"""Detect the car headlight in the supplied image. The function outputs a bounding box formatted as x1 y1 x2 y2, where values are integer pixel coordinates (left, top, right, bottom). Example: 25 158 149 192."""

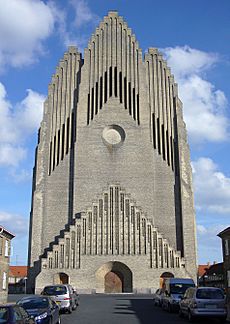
35 312 48 320
172 300 178 304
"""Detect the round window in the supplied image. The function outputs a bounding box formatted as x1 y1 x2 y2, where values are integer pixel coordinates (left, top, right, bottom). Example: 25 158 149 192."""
102 125 126 147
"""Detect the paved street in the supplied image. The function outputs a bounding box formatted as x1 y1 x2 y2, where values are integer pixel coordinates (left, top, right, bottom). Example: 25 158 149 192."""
59 294 224 324
8 294 226 324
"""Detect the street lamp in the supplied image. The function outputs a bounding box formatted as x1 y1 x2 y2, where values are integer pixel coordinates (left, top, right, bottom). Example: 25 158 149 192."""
24 277 27 294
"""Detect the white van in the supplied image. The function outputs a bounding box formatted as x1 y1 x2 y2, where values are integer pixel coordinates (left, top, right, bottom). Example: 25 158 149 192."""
162 278 195 312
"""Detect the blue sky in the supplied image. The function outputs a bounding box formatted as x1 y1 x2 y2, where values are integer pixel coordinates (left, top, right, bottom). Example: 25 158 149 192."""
0 0 229 266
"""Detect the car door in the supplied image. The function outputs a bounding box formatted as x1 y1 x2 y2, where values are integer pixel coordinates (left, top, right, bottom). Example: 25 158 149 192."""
50 298 59 323
13 305 26 324
17 306 34 324
181 289 190 314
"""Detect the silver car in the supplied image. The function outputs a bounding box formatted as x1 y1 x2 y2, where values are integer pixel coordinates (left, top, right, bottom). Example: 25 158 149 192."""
41 284 78 313
179 286 227 322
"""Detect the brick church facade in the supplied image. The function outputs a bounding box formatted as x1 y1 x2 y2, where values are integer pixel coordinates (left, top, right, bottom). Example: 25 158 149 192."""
28 11 197 293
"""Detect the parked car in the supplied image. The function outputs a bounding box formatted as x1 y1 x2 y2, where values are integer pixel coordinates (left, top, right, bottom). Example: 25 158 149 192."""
162 278 195 312
179 286 227 322
153 288 164 307
17 296 61 324
0 304 35 324
41 284 78 313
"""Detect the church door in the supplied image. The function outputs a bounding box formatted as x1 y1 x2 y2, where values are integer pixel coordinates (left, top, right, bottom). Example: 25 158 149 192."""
59 273 69 284
105 271 123 293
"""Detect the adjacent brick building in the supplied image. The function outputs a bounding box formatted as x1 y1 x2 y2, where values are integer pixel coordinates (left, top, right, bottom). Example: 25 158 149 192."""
28 11 197 293
8 266 28 294
218 227 230 310
0 226 14 303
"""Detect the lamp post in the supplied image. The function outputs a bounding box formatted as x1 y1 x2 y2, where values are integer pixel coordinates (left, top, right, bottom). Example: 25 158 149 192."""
24 277 27 294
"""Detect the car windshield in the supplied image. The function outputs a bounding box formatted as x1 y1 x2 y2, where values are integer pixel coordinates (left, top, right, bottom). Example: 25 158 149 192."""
0 307 9 323
170 283 194 294
43 286 67 295
18 298 49 309
196 289 224 300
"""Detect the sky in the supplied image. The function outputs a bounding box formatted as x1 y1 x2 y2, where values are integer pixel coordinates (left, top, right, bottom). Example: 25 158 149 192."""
0 0 229 266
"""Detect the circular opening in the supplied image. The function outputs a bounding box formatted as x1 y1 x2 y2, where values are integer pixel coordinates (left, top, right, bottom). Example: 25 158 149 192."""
102 125 126 147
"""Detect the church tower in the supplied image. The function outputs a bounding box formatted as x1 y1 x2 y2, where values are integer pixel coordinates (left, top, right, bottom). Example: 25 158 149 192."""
28 11 197 293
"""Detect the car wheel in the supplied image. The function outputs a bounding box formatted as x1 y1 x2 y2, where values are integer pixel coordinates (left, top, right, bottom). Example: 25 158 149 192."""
179 309 183 318
168 303 172 313
188 310 194 322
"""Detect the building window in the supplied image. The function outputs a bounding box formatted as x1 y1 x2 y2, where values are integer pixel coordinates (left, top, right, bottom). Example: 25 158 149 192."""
2 272 7 290
5 240 9 257
227 270 230 288
224 239 229 256
0 237 2 255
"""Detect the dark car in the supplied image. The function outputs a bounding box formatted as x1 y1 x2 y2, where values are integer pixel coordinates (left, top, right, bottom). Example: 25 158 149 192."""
153 289 164 307
0 304 35 324
17 296 60 324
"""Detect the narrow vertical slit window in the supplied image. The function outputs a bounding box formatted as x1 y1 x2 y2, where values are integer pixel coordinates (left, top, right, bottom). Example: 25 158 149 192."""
91 88 94 120
104 71 107 103
157 118 161 155
61 124 65 160
57 130 60 165
119 72 122 103
66 117 70 154
71 112 75 148
49 141 52 175
100 77 103 109
166 130 170 166
133 88 136 120
109 66 112 97
124 77 127 109
53 135 56 170
95 82 98 115
114 67 117 97
87 93 90 125
152 114 156 149
137 94 140 125
162 124 166 160
128 82 131 115
171 136 174 171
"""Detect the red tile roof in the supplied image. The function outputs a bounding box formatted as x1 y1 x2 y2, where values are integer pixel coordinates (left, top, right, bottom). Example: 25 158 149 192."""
9 266 28 278
198 264 210 277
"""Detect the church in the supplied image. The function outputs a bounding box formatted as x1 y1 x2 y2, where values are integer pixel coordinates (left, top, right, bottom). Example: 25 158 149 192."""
28 11 197 293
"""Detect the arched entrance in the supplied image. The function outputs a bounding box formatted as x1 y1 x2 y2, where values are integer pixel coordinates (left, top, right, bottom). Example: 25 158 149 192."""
54 272 69 284
160 272 174 288
96 261 132 293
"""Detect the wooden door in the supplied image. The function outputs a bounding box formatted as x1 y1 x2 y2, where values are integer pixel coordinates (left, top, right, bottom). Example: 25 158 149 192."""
105 272 122 293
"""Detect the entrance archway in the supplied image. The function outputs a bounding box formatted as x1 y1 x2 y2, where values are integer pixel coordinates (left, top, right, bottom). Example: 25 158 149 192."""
160 272 174 288
105 271 123 293
96 261 132 293
54 272 69 284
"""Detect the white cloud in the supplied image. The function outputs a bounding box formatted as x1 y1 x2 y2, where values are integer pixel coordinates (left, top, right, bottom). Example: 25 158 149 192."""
0 0 100 70
162 46 229 143
163 46 218 79
70 0 100 27
15 89 45 134
0 211 28 237
0 82 45 167
0 0 56 69
197 223 224 263
0 144 26 167
192 157 230 213
53 0 100 49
